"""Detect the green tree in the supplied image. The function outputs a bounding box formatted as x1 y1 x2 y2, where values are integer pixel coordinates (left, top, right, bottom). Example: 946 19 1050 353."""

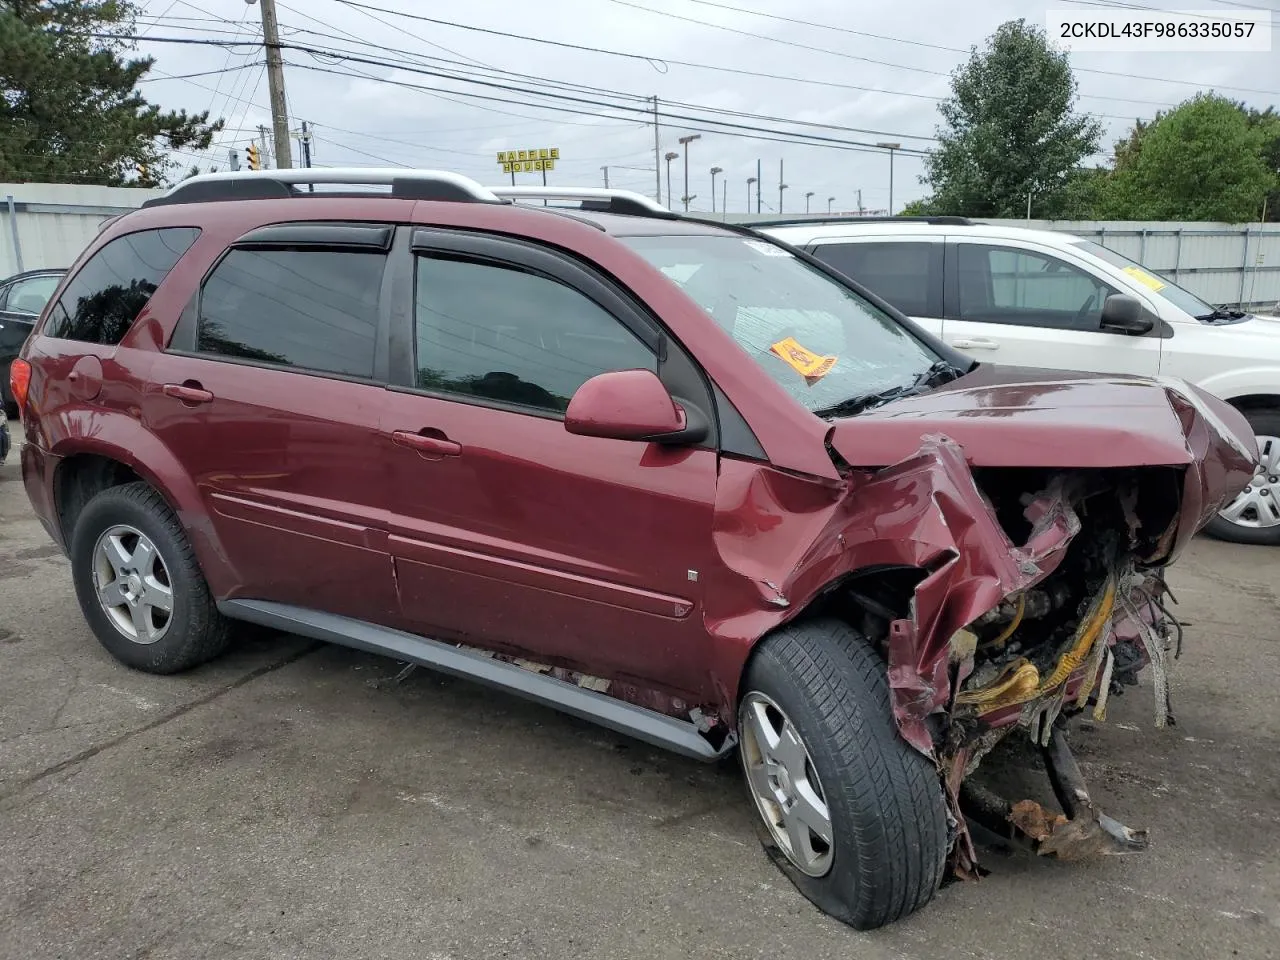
920 20 1103 219
1104 94 1275 222
0 0 222 186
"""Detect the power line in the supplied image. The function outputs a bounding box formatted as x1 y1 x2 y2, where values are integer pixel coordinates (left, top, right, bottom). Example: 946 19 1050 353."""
137 63 258 82
106 33 937 152
618 0 1280 94
286 60 932 157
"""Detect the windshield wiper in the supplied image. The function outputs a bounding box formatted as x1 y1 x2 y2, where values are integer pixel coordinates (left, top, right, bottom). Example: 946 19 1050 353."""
1195 307 1246 323
813 359 965 419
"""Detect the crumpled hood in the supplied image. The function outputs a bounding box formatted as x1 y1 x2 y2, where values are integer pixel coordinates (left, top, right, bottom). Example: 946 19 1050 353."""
828 365 1257 471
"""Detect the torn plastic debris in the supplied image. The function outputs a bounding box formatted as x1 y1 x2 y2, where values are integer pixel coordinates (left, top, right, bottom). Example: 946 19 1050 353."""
962 724 1149 861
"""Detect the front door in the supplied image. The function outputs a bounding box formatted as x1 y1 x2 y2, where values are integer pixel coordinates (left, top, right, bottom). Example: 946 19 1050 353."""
943 239 1163 376
381 228 720 697
144 230 398 623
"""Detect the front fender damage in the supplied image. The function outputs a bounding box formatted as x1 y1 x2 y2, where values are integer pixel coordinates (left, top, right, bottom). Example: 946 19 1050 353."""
709 418 1250 877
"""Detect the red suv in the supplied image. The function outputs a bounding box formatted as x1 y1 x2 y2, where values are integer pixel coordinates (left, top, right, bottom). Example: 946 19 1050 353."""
12 171 1256 929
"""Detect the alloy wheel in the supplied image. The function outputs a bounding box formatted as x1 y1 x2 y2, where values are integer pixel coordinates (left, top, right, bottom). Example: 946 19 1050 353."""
739 691 834 877
1219 435 1280 530
92 524 174 644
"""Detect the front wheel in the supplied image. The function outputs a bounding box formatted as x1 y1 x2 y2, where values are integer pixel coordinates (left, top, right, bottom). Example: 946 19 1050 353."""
738 618 948 930
1204 408 1280 546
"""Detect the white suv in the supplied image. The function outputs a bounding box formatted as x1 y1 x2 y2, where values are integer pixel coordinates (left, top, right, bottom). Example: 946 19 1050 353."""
760 217 1280 545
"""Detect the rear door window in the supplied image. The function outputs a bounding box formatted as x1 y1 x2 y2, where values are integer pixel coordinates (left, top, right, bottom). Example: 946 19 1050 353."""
5 274 62 316
46 228 200 343
196 248 386 379
811 240 941 318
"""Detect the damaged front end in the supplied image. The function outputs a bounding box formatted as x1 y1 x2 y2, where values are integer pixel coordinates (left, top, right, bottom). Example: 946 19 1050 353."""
713 373 1257 878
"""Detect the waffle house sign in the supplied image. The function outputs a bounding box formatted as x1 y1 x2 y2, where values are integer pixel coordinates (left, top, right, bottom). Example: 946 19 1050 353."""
498 148 559 174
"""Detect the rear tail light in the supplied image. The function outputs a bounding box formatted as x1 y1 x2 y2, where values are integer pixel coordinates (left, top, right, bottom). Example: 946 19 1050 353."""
10 358 31 417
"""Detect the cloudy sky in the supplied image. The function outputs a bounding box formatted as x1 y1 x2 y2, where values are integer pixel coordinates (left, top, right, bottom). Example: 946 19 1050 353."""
132 0 1280 214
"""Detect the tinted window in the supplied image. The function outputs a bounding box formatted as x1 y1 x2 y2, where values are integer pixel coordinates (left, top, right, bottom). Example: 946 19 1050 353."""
957 244 1115 331
812 241 938 317
197 249 385 378
46 228 199 343
414 255 654 414
5 274 62 315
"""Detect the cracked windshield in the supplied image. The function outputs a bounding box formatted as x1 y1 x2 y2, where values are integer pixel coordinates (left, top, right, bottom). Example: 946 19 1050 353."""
621 235 941 415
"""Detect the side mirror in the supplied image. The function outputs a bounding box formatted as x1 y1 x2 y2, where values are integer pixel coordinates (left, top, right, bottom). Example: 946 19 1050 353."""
1100 293 1154 335
564 369 705 443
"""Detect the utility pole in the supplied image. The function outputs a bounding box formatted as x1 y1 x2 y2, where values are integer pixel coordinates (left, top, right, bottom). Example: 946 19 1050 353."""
857 188 863 216
709 166 722 213
778 158 786 214
299 120 313 191
756 158 762 213
602 166 610 187
876 141 899 215
253 0 293 168
805 191 814 214
257 124 272 169
651 96 662 204
678 134 700 212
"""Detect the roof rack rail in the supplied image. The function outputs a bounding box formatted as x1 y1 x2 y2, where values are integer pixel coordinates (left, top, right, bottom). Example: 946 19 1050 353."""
142 168 502 208
489 186 675 218
749 215 975 228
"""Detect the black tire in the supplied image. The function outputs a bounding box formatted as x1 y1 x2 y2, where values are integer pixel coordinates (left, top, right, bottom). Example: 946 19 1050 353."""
70 481 232 673
739 618 948 930
1203 407 1280 546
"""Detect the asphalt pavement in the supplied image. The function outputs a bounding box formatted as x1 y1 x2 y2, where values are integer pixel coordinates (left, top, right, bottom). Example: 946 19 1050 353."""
1 420 1277 960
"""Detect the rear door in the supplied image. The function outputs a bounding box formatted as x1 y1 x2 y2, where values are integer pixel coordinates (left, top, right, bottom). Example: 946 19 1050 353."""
380 226 721 695
806 236 945 339
943 238 1162 376
145 223 399 622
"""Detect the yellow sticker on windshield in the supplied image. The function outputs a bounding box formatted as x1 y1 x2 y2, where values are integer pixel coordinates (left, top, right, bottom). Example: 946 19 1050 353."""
771 337 837 381
1122 265 1166 292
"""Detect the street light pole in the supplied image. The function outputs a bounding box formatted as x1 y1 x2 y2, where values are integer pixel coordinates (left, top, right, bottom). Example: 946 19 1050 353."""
827 195 835 214
746 176 756 213
805 191 814 214
876 141 900 215
664 151 678 209
710 166 723 213
678 134 700 212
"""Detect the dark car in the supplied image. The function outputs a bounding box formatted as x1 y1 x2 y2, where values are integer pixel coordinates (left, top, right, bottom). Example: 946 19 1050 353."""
12 170 1257 930
1 267 65 417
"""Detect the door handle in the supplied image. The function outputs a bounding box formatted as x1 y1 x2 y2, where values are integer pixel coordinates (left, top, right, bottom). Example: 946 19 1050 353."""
162 382 214 404
392 429 461 458
949 337 1000 350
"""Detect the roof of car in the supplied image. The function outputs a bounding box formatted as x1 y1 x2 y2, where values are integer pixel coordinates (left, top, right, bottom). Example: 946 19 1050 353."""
535 207 740 238
760 219 1091 252
2 267 66 284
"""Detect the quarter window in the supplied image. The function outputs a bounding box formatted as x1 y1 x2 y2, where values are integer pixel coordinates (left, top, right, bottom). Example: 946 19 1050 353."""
413 255 655 414
46 228 200 344
957 244 1115 331
197 248 386 378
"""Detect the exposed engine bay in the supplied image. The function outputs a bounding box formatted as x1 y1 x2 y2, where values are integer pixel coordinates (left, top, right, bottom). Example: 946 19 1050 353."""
838 458 1194 874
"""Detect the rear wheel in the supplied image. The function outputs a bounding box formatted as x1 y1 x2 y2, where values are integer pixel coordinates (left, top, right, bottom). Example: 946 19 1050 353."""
738 618 948 930
70 482 232 673
1204 408 1280 546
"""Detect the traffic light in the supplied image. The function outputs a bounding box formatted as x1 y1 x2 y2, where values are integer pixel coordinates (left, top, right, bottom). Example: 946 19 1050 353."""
246 142 261 171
